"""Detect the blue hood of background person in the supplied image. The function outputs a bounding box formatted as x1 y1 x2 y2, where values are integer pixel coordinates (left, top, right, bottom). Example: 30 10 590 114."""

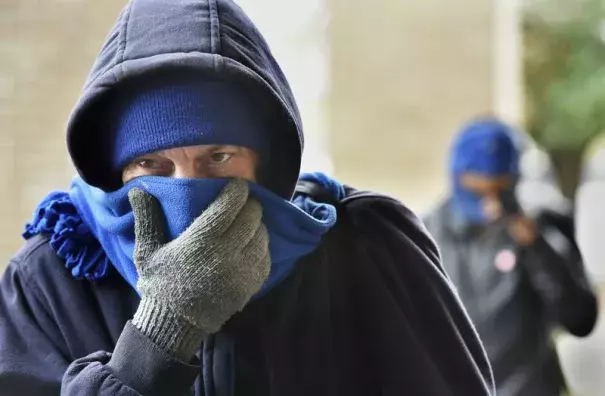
449 118 521 224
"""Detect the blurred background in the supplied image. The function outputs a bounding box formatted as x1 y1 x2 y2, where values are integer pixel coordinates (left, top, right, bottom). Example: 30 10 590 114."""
1 0 605 394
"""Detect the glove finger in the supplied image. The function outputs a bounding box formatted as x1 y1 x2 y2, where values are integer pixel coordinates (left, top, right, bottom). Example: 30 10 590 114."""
184 178 250 240
128 188 167 263
238 222 271 290
221 197 264 249
207 221 269 304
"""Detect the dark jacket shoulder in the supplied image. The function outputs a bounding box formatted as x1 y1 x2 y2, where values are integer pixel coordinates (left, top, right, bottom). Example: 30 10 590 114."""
333 190 494 394
8 234 72 292
342 191 445 275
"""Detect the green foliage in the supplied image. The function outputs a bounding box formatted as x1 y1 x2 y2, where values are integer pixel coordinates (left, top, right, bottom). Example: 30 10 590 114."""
523 0 605 152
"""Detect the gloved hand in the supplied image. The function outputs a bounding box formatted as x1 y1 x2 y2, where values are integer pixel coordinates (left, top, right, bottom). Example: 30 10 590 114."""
128 179 270 361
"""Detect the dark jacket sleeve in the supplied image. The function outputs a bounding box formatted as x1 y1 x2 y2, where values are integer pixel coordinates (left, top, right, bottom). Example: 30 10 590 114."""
346 194 495 395
64 322 200 395
0 240 199 396
520 212 598 337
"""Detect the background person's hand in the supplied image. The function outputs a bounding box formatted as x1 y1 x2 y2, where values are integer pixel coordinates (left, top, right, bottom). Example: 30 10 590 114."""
128 179 271 361
508 215 538 246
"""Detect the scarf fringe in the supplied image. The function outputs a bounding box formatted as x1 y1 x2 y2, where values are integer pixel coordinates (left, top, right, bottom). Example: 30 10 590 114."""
23 191 109 281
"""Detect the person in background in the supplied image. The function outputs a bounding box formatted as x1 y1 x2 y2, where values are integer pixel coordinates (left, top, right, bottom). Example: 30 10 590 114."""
424 117 598 396
0 1 494 395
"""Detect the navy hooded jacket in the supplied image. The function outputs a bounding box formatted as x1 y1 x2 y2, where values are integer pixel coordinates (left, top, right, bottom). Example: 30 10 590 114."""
0 1 495 395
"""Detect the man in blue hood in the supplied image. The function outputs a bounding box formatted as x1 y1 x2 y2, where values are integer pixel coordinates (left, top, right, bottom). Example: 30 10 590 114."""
0 1 494 395
424 117 598 396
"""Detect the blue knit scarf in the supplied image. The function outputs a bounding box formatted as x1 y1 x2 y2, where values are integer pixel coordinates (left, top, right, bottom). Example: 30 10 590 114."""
23 173 342 298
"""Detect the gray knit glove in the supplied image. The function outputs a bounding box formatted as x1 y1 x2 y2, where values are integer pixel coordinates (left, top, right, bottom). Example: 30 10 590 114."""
128 179 270 361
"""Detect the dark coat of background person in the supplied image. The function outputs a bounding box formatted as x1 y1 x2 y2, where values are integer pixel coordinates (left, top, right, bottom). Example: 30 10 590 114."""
424 201 597 396
0 184 494 396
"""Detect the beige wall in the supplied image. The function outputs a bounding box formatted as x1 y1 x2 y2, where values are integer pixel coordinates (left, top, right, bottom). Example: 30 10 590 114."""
0 1 127 265
328 0 496 213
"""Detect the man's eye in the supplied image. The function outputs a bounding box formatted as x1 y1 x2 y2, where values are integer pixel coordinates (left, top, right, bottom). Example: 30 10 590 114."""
137 159 160 169
210 152 233 163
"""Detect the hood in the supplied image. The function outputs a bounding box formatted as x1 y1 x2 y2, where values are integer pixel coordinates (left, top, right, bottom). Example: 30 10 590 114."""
447 118 521 225
449 118 520 180
66 0 303 199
